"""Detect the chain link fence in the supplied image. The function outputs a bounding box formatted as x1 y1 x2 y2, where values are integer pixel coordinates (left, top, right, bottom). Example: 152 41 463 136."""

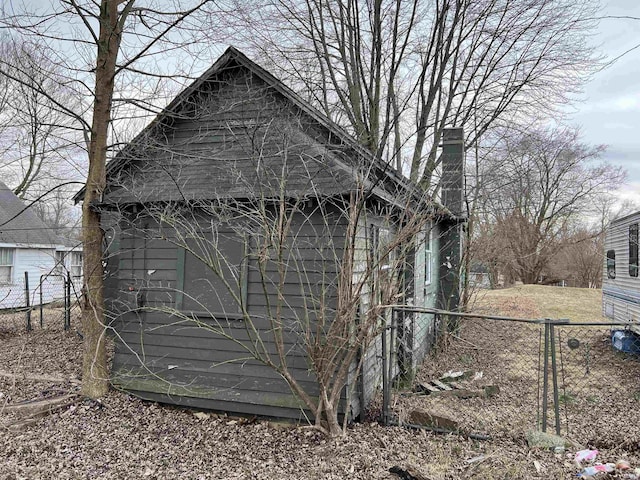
0 271 79 332
382 307 640 449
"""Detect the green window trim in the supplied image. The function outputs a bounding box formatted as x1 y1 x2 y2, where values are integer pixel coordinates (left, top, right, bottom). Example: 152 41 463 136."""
175 246 186 310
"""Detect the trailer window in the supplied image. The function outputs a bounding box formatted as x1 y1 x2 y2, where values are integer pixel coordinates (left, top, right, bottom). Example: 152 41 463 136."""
630 224 639 277
606 250 615 279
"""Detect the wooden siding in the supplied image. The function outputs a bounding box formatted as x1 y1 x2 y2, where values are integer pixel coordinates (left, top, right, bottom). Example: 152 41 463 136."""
409 221 441 371
98 48 459 422
104 67 355 205
603 212 640 334
109 206 355 420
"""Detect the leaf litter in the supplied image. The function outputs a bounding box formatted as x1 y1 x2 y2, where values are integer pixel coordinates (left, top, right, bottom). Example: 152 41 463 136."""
1 289 639 478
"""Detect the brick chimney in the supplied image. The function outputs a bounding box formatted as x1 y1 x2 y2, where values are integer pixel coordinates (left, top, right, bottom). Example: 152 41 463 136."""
440 128 465 217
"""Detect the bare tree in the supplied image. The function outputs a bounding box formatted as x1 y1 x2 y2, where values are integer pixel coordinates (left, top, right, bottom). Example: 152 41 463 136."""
543 226 603 288
130 191 427 436
476 126 624 284
2 0 226 398
227 0 600 190
0 38 83 199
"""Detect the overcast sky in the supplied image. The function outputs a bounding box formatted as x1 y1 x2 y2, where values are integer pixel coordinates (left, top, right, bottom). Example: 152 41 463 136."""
571 0 640 206
6 0 639 209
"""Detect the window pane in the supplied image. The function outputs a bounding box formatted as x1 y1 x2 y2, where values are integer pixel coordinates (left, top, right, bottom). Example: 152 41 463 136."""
425 223 432 252
629 225 638 277
54 251 65 274
606 249 616 279
0 266 11 284
425 251 432 286
0 248 14 266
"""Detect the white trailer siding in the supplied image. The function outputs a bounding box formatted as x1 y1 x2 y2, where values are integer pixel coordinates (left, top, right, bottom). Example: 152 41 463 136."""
602 211 640 334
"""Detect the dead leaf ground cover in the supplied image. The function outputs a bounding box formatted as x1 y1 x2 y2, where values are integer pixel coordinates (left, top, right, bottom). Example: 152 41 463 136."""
1 287 639 479
394 285 640 477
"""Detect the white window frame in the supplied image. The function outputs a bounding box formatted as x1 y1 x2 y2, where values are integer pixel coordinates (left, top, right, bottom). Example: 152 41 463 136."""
54 250 66 275
424 225 432 288
0 247 15 285
70 251 83 279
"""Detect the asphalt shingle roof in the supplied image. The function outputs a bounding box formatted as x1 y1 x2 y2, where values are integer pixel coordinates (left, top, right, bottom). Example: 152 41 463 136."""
0 180 64 246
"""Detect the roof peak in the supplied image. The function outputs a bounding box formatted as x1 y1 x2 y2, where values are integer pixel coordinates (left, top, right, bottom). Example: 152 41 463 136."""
0 180 67 247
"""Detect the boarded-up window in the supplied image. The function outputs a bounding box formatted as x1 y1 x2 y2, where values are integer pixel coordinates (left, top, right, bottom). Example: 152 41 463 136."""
606 250 616 279
182 232 246 314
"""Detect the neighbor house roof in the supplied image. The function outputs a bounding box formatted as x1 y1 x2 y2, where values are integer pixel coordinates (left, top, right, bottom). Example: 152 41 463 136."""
75 46 448 216
0 180 65 247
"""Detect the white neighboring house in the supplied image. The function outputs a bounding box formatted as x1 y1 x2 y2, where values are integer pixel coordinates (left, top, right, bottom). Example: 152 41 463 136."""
0 180 82 309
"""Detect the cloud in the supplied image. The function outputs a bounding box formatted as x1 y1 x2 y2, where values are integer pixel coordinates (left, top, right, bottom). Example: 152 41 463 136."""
612 94 640 112
614 182 640 210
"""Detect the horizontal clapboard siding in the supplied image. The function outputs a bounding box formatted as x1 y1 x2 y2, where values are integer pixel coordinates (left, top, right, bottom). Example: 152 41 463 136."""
410 222 441 370
109 205 355 419
103 67 355 205
350 215 386 416
100 52 429 422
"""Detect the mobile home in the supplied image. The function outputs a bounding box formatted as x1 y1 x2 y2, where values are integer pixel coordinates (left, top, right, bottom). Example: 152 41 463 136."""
603 210 640 334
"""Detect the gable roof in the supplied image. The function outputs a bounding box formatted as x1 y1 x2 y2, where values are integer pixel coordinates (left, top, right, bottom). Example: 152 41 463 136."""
75 46 436 213
0 180 64 247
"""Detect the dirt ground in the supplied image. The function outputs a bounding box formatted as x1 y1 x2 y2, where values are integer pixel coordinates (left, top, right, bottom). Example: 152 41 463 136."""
1 288 640 479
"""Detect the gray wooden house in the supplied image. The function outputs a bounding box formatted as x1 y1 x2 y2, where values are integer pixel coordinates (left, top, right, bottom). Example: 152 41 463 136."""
82 47 465 421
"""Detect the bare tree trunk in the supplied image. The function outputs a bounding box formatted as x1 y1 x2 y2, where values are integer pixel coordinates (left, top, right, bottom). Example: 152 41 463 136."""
81 0 124 398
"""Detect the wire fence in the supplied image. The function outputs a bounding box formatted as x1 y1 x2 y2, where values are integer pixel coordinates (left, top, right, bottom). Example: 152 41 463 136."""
0 271 80 332
383 307 640 449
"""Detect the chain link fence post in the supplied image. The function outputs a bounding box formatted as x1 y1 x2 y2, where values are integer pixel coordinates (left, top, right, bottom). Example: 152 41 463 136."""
39 274 45 328
64 272 71 331
24 271 31 332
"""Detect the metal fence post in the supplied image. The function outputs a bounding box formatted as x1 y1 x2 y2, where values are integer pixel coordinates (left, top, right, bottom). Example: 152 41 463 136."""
549 323 561 436
541 321 549 432
64 272 71 331
388 309 396 412
382 313 389 426
24 271 31 332
39 274 44 328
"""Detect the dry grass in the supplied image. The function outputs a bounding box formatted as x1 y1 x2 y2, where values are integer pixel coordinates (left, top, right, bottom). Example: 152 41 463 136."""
1 286 639 479
471 284 605 323
394 285 640 478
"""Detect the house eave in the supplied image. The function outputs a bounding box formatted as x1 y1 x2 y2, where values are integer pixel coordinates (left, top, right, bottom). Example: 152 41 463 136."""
0 242 72 250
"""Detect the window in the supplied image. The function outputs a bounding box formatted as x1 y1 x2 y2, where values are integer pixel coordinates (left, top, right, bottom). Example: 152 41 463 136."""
54 251 65 275
70 252 83 279
414 224 432 305
606 250 616 279
630 224 639 277
424 226 432 289
0 248 14 284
